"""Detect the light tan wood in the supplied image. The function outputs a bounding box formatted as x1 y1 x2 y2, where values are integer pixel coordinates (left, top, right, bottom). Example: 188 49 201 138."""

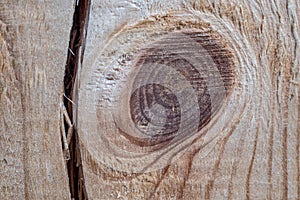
0 1 73 199
1 1 299 199
78 0 300 199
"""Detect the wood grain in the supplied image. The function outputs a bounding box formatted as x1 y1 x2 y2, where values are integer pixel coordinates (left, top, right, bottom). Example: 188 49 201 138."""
0 0 299 199
77 0 300 199
0 1 74 199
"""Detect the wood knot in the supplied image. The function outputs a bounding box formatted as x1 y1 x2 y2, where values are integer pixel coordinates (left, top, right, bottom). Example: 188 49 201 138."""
119 30 235 147
80 13 238 173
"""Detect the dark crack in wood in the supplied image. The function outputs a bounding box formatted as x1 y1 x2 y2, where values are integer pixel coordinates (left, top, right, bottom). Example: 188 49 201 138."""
63 0 91 199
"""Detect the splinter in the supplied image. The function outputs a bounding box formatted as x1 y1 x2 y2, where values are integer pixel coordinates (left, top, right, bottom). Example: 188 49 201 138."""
60 99 74 160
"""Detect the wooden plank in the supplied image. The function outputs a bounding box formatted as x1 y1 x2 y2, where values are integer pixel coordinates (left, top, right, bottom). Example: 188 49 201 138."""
78 0 300 199
0 1 74 199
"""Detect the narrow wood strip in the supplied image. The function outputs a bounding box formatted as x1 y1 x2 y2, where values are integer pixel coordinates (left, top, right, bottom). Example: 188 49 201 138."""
297 86 300 200
245 127 259 200
267 108 274 200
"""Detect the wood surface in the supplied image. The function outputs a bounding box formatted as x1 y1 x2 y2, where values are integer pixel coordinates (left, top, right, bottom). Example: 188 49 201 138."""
0 0 299 200
78 0 300 199
0 1 73 199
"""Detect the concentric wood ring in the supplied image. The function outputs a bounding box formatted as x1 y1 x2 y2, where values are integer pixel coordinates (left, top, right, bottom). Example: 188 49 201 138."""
78 12 240 173
114 30 234 149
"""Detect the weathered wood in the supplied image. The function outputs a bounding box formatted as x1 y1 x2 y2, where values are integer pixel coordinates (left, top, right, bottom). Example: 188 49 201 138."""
78 0 300 199
1 0 299 199
0 1 74 199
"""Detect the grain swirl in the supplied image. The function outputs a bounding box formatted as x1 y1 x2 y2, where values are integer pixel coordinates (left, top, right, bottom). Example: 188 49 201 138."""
78 13 246 173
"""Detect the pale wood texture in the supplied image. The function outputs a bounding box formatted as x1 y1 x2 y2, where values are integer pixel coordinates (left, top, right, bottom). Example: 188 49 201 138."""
1 1 299 199
0 1 73 199
78 0 300 199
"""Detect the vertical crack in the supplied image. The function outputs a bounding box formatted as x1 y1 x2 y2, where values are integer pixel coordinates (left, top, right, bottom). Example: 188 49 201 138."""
63 0 91 199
